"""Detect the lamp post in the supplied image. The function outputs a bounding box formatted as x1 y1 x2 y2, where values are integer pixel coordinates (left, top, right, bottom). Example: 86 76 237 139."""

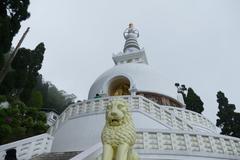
175 83 186 106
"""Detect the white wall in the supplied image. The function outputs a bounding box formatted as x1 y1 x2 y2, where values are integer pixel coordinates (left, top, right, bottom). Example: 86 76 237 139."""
51 112 168 152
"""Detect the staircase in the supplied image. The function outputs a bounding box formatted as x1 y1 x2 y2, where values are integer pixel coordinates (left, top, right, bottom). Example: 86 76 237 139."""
49 95 217 136
31 151 81 160
49 96 194 135
0 133 53 160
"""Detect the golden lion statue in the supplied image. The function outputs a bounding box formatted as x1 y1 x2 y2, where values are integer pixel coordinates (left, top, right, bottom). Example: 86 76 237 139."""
101 100 139 160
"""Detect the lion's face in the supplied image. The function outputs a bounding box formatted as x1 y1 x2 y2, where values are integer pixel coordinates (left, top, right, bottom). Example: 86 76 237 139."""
106 100 128 126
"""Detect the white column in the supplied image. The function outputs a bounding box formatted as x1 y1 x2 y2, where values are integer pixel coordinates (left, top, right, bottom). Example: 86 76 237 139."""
143 132 149 149
230 139 238 156
157 133 162 150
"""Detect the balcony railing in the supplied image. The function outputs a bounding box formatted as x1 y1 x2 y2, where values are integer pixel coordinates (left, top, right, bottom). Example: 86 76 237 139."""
48 95 216 135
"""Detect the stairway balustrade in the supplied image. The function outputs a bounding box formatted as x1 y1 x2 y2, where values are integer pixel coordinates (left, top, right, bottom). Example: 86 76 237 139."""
48 96 216 136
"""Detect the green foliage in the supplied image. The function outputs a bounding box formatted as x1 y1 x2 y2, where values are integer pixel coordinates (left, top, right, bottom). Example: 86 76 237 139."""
0 54 4 69
0 100 48 144
233 112 240 138
0 43 45 104
0 0 30 56
0 124 12 141
0 16 11 55
47 84 76 113
0 0 76 145
0 95 7 102
175 83 204 114
184 88 204 114
0 1 51 145
216 91 240 138
35 76 76 113
28 90 43 108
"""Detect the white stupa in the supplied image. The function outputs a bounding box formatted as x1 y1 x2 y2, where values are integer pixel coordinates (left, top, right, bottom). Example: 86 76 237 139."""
1 24 240 160
49 24 240 160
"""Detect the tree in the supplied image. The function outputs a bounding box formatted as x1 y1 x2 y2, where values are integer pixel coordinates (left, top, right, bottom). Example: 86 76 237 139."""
0 0 30 67
0 43 45 104
33 76 77 113
232 112 240 138
185 88 204 114
18 43 45 103
41 81 76 113
216 91 240 138
0 1 50 145
28 90 43 108
175 83 204 114
0 100 48 144
0 0 77 144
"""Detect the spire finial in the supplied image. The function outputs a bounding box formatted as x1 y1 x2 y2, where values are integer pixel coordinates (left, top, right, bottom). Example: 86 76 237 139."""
129 23 133 28
123 23 140 53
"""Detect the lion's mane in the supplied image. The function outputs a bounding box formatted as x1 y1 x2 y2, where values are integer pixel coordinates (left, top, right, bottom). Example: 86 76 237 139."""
101 110 136 148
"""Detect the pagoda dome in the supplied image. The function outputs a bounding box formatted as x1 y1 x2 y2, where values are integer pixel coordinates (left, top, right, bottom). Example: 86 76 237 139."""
88 24 184 107
88 63 177 100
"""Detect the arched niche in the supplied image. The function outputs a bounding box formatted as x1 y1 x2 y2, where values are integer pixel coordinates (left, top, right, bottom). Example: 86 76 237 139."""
108 76 130 96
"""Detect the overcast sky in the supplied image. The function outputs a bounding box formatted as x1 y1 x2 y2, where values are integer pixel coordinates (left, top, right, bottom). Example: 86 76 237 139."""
13 0 240 123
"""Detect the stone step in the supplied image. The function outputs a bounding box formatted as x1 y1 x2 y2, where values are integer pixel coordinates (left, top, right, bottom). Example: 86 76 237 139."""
31 151 81 160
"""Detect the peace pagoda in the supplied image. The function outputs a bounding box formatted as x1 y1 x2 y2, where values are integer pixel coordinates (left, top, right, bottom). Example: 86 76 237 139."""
1 24 240 160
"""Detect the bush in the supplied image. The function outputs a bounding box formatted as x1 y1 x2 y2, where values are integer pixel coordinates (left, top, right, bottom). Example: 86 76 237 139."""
0 100 49 144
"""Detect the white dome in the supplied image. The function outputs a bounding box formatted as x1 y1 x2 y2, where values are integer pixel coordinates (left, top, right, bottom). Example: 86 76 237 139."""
88 63 177 99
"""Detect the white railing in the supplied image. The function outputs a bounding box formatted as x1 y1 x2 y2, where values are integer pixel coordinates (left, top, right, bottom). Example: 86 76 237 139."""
48 96 194 135
137 96 216 133
0 133 53 160
164 105 217 132
48 96 215 135
134 129 240 159
70 143 102 160
69 129 240 160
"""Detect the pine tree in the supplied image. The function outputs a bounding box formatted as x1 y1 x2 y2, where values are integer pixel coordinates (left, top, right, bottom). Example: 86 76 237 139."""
185 88 204 114
216 91 240 138
175 83 204 114
0 43 45 104
233 112 240 138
